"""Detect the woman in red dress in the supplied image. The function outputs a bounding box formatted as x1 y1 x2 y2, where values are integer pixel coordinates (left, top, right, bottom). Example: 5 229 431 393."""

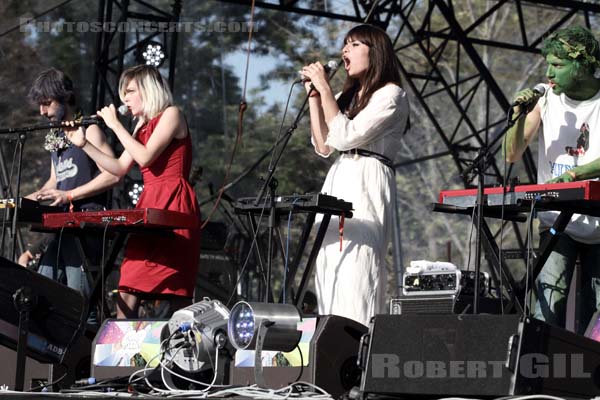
67 65 200 318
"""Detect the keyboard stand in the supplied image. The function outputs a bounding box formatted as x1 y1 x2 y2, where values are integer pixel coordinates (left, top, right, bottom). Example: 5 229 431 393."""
235 207 348 307
433 202 525 314
77 226 174 320
33 224 174 321
433 201 586 315
290 213 332 308
528 210 573 288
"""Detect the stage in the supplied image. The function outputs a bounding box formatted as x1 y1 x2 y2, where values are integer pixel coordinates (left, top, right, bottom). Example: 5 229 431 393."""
3 313 600 400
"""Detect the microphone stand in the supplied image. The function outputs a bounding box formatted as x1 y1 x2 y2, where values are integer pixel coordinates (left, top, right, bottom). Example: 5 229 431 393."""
0 119 98 135
253 64 341 208
253 73 338 303
0 120 96 261
461 106 528 314
0 128 32 261
254 92 312 303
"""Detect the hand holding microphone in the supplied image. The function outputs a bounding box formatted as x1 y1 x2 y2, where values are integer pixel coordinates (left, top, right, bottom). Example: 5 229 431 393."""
62 104 129 128
64 105 129 148
96 104 130 130
511 83 546 114
299 60 339 97
296 60 339 83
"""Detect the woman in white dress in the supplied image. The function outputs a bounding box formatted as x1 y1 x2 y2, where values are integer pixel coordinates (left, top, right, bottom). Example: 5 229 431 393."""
301 24 409 327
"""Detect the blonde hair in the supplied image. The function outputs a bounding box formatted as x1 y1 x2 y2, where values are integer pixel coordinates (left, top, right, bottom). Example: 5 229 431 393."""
118 65 173 121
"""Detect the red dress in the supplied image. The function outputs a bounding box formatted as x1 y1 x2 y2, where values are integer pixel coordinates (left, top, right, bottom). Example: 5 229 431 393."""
118 112 201 298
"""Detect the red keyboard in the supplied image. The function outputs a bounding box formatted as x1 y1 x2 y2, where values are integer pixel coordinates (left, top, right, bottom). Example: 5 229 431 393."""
439 181 600 208
42 208 198 230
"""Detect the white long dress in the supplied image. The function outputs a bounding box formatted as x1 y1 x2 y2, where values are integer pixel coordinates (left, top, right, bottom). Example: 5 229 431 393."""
313 84 408 327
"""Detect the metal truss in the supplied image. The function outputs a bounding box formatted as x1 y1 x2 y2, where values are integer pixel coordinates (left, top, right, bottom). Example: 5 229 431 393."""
212 0 599 186
392 0 600 186
215 0 600 297
91 0 182 113
214 0 410 25
388 0 600 278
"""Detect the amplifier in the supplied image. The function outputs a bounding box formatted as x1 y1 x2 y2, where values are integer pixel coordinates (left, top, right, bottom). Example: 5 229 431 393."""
402 270 490 297
403 271 460 296
356 315 600 398
389 294 509 316
389 295 455 315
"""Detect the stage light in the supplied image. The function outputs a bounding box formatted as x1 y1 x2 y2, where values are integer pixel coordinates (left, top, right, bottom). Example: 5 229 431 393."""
228 301 301 352
162 299 230 373
137 41 166 67
127 181 144 206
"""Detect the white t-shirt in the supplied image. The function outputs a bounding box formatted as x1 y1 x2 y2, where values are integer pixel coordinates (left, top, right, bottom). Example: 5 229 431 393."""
538 84 600 243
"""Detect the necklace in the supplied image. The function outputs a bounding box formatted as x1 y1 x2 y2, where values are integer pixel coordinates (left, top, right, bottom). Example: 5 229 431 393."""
43 110 82 152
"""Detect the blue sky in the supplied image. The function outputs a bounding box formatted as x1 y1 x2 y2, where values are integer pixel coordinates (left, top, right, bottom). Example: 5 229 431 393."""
225 50 294 111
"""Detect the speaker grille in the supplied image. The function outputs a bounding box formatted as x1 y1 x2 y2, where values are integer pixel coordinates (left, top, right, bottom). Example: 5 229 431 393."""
389 295 455 315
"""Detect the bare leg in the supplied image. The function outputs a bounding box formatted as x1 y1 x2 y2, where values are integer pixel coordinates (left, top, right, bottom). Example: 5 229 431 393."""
116 291 140 319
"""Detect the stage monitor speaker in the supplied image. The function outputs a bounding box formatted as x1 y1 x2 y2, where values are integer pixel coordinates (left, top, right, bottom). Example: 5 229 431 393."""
357 314 600 399
230 315 367 398
0 256 87 364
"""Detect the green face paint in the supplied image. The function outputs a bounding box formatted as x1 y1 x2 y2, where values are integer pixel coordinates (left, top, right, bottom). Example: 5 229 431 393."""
545 53 581 96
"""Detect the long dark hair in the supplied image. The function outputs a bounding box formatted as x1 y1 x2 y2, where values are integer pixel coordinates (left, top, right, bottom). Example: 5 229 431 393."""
337 24 402 119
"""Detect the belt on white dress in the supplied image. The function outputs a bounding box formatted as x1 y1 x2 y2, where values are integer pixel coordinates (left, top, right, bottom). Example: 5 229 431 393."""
339 148 394 170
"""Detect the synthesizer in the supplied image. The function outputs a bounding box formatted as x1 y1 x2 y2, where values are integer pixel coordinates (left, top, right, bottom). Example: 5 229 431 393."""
0 197 62 225
42 208 198 230
439 181 600 208
235 193 353 217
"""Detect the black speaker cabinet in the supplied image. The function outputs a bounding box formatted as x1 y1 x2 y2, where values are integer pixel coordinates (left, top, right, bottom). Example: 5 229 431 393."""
0 256 87 364
231 315 367 398
357 314 600 398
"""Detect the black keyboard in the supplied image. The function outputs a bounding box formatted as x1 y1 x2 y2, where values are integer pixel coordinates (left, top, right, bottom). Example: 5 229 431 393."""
235 193 353 217
0 198 62 225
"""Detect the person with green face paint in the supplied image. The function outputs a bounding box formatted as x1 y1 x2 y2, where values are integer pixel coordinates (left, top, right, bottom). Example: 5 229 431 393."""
505 26 600 333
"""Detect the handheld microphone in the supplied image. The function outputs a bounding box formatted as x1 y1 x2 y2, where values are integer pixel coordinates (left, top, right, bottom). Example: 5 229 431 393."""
295 60 339 83
78 105 130 125
117 104 129 116
511 83 546 108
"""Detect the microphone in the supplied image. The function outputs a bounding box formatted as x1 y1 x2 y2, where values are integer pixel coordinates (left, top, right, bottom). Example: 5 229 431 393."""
295 60 339 83
78 105 130 125
117 104 130 116
511 83 546 108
